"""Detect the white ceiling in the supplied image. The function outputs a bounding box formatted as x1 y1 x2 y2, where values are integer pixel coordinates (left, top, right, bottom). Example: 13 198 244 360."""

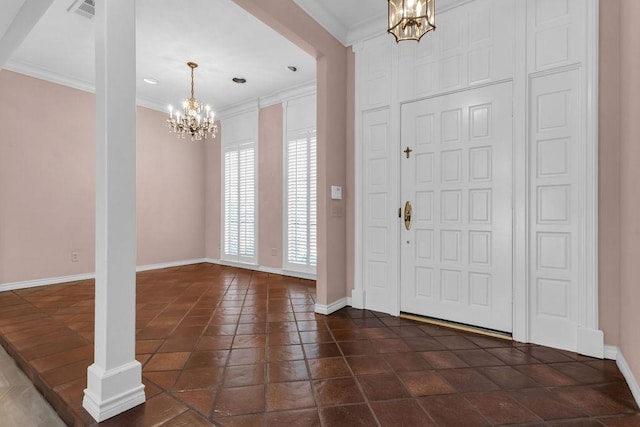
1 0 464 113
0 0 26 38
3 0 317 113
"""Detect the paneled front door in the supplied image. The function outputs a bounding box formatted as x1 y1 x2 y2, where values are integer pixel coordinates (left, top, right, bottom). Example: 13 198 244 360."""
400 82 513 333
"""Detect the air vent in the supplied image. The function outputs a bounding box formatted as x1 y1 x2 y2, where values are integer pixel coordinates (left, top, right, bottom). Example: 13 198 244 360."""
67 0 95 19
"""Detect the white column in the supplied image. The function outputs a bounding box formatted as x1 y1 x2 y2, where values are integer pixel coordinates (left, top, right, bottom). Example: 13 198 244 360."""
82 0 145 422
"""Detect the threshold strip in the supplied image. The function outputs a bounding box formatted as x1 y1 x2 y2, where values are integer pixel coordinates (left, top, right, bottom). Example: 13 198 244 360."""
400 313 512 341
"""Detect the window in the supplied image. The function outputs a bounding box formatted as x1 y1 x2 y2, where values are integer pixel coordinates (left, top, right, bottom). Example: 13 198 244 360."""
224 145 255 261
284 95 316 275
222 111 258 264
285 128 317 273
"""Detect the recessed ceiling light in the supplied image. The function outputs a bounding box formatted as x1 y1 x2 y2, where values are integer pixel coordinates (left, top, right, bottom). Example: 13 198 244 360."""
287 66 298 72
232 77 247 84
143 78 158 85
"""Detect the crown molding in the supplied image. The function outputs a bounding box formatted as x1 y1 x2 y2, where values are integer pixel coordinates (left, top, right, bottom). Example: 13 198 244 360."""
216 98 260 121
4 60 317 117
135 97 169 114
291 0 349 46
4 59 95 93
259 81 316 108
4 60 171 114
346 14 387 46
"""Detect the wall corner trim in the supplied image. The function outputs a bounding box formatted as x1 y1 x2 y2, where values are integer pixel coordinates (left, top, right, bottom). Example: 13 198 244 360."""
577 326 605 358
315 297 348 315
350 288 364 309
603 345 618 360
615 347 640 409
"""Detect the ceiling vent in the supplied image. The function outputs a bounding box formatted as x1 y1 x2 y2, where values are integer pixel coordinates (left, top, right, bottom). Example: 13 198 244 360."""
67 0 95 19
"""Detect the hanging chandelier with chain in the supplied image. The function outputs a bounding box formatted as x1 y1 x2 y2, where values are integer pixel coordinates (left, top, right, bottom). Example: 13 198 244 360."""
167 62 218 141
388 0 436 42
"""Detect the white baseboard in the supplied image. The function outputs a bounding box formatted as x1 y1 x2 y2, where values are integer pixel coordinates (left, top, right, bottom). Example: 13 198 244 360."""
204 258 316 281
1 258 319 293
315 297 348 315
0 259 207 292
615 347 640 409
604 344 618 360
135 258 208 272
0 272 96 292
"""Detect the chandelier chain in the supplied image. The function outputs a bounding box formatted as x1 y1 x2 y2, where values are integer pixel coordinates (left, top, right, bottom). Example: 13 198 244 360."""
191 66 195 100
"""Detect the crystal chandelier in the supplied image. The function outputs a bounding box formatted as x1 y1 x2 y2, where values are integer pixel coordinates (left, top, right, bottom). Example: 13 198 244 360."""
167 62 218 141
388 0 435 42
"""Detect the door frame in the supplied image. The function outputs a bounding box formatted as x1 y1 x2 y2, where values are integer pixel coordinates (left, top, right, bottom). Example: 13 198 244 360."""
352 0 601 356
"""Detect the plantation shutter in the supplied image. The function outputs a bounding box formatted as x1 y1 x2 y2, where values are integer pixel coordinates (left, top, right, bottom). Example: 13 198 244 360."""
221 109 258 264
285 129 317 272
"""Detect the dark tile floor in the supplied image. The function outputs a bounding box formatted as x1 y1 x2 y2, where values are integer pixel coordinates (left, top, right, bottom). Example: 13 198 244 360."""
0 263 638 426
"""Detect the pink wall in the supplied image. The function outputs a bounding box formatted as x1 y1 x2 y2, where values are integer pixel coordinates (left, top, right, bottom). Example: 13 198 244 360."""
234 0 349 305
598 0 621 346
346 49 356 297
0 71 95 282
136 107 206 266
205 121 222 260
599 0 640 388
0 71 206 284
618 0 640 384
258 104 284 268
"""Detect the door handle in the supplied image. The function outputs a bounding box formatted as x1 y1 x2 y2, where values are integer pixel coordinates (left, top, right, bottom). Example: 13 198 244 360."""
404 201 412 230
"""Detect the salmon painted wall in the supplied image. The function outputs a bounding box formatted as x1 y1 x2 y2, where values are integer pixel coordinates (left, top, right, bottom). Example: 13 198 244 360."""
136 107 205 266
258 104 284 268
618 0 640 384
346 49 356 297
0 70 206 284
0 71 95 282
598 0 621 347
205 121 222 261
233 0 349 306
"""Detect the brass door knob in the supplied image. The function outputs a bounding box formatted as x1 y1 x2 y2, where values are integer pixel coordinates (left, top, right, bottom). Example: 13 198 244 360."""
404 201 412 230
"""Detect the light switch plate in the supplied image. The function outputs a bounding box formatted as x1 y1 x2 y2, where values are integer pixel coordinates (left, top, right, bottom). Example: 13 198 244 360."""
331 185 342 200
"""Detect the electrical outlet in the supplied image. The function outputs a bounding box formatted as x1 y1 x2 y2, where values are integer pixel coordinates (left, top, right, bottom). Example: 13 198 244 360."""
270 248 277 256
71 252 79 262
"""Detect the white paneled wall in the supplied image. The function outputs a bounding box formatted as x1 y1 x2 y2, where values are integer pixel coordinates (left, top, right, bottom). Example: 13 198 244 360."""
525 0 601 356
353 0 601 356
397 0 515 101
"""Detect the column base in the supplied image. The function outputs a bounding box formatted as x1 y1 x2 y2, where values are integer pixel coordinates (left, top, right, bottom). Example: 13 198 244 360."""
315 297 349 315
83 361 145 422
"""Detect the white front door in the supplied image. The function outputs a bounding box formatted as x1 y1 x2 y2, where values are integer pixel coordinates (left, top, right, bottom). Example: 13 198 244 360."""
400 82 513 333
